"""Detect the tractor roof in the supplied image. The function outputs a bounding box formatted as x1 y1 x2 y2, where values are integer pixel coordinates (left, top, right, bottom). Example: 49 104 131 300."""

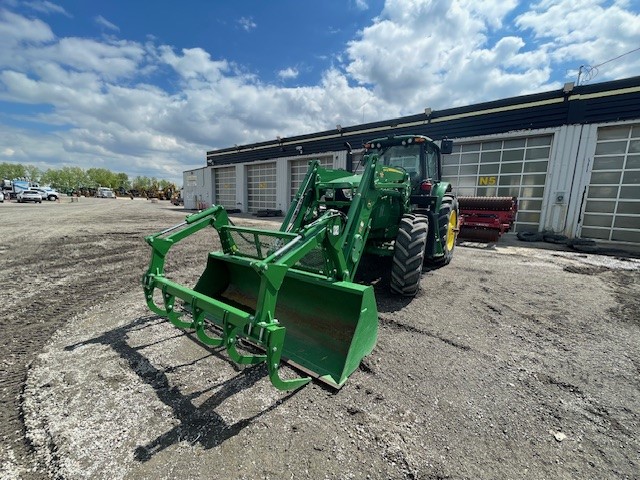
365 135 435 149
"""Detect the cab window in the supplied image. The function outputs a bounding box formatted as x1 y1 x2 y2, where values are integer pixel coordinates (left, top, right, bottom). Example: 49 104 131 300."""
380 145 421 181
425 144 439 181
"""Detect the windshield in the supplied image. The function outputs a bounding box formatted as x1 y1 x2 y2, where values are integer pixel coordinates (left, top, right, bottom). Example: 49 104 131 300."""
380 144 421 181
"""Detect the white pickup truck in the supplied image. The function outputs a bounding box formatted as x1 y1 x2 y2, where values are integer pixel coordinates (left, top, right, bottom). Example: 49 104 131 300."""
32 187 60 201
96 187 116 198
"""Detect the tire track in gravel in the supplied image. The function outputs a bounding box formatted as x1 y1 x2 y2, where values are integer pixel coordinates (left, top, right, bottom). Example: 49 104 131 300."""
0 231 153 479
0 200 213 478
378 315 472 351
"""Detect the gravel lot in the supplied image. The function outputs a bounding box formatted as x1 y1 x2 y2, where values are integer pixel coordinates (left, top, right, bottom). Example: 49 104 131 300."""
1 197 638 480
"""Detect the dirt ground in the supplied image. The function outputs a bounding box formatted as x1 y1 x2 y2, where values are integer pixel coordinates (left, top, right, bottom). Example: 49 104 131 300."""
0 197 638 480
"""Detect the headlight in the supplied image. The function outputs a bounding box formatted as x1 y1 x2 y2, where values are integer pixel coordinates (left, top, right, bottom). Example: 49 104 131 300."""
341 189 352 199
324 188 334 199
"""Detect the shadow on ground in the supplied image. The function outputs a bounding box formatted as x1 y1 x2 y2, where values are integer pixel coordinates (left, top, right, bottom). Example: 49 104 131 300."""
65 315 299 462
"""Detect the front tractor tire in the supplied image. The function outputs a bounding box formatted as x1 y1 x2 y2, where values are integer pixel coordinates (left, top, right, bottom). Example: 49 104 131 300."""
390 214 428 296
429 195 459 266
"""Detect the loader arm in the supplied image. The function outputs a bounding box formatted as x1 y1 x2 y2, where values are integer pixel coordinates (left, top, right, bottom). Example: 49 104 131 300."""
143 205 377 390
279 155 410 281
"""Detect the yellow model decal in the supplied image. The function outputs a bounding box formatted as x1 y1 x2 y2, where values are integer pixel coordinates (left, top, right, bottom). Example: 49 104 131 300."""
478 176 497 186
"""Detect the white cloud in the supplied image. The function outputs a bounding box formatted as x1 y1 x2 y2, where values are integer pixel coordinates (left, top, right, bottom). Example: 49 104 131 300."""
159 46 230 83
24 1 71 17
515 0 640 83
354 0 369 10
342 0 640 109
94 15 119 32
0 9 54 44
344 0 539 109
39 38 146 80
278 67 299 80
238 16 256 31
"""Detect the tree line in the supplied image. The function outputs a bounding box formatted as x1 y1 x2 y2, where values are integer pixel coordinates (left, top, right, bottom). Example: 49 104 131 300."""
0 163 178 196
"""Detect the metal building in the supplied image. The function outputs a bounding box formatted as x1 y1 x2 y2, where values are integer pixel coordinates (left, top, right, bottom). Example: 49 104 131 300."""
183 76 640 245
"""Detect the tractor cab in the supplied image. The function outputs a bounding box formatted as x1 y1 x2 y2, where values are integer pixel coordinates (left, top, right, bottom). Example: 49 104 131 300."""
364 135 446 187
364 135 452 210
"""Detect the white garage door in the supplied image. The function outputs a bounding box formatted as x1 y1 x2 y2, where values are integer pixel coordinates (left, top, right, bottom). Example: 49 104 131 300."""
247 162 277 213
214 166 236 209
441 135 553 232
580 124 640 244
290 156 333 200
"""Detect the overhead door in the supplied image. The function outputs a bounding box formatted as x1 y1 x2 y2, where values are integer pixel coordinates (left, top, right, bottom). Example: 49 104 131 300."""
441 135 553 232
580 124 640 243
214 166 236 209
290 156 333 200
247 162 277 213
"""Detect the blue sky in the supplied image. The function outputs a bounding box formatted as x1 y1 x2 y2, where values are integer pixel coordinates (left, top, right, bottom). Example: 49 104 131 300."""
0 0 639 184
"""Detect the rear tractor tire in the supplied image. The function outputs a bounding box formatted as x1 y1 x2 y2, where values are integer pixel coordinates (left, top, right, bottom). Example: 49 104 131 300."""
390 214 428 296
429 195 458 267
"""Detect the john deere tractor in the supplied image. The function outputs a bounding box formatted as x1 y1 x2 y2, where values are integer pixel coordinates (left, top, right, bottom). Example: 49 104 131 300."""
143 135 458 390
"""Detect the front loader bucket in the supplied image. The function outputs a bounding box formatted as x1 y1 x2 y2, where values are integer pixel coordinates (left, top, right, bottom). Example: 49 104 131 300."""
143 206 379 390
194 254 378 388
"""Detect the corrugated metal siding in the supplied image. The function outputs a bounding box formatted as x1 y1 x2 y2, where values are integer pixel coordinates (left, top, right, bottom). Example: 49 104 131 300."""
581 94 640 124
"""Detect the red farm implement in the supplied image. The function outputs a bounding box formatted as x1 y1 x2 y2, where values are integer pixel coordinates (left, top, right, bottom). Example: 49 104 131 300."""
457 196 518 243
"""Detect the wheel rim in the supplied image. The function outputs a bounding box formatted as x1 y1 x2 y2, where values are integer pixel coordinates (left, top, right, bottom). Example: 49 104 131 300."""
446 210 457 251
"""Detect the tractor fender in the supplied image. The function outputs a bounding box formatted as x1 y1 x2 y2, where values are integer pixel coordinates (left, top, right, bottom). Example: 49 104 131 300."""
430 182 453 212
423 209 438 258
423 182 454 259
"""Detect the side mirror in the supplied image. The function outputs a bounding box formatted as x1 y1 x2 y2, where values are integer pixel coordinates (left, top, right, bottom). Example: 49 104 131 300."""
440 139 453 155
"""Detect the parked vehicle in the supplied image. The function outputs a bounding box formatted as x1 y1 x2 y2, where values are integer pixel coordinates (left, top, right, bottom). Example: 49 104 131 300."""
0 191 4 202
171 192 183 206
143 135 460 390
32 187 60 201
17 190 42 203
96 187 115 198
2 178 37 200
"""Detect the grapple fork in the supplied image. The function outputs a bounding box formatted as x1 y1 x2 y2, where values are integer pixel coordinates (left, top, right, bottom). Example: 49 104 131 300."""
143 205 378 390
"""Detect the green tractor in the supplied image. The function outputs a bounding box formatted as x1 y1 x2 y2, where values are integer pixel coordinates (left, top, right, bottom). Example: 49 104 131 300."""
358 135 458 293
143 135 458 390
